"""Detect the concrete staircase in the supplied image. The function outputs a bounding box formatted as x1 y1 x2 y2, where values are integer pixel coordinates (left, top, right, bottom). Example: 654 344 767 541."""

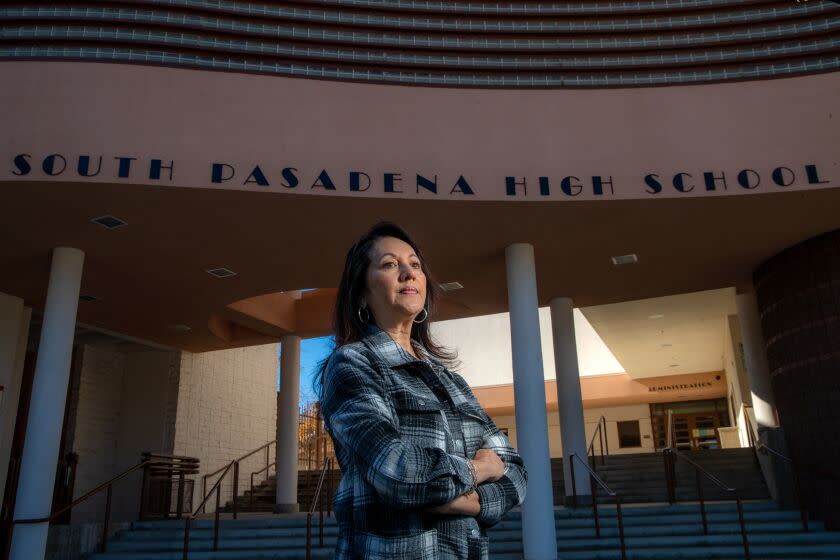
584 448 770 504
88 501 840 560
224 449 766 514
218 469 341 514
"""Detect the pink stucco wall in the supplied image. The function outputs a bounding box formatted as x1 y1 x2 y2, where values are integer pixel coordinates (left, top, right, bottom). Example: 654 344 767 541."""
1 61 838 201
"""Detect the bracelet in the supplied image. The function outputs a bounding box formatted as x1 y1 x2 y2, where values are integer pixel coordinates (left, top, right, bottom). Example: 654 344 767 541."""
466 460 478 494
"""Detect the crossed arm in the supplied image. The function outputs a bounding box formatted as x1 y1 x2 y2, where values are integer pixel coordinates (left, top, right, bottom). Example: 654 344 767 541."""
429 373 528 526
320 346 526 525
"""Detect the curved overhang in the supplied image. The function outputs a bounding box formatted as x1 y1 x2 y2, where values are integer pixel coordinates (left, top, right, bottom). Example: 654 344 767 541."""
1 61 839 351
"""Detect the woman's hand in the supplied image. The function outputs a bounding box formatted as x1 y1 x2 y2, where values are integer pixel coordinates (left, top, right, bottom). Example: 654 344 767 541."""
425 490 480 516
472 448 505 484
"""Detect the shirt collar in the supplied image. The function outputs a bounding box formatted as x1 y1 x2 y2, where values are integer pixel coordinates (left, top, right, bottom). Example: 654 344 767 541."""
364 322 440 371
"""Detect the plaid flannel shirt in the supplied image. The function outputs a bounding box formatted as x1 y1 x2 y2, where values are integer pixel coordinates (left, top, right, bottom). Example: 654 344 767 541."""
320 323 528 560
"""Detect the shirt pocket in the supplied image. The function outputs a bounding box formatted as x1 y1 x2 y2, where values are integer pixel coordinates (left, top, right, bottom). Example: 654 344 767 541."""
391 390 448 450
354 528 439 560
456 401 491 457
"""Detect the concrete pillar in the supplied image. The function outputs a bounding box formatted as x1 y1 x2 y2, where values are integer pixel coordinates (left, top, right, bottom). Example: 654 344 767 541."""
549 297 590 504
0 294 32 509
10 247 84 560
505 244 557 560
735 292 778 429
274 335 301 513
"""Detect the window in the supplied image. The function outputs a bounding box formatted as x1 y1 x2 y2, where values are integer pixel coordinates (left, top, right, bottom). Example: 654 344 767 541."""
617 420 642 448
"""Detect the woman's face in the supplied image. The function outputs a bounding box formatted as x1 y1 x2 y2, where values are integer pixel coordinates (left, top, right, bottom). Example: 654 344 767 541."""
364 236 427 326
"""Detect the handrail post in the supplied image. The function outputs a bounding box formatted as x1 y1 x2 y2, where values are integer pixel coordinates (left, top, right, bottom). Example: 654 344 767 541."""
329 458 334 518
201 475 207 515
250 471 255 510
793 465 808 532
233 461 239 520
102 484 112 552
663 450 674 504
696 468 708 535
615 494 626 560
214 485 221 550
599 421 605 466
669 450 676 503
182 517 191 560
602 417 609 457
176 472 185 519
320 472 325 547
306 513 312 560
737 496 750 560
139 462 150 520
590 475 600 538
569 454 578 509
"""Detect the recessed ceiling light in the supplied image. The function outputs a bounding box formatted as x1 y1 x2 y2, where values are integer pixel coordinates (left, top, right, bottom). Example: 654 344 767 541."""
611 254 638 266
79 295 99 302
439 281 464 291
669 364 680 368
649 314 665 320
91 215 128 229
168 324 192 332
660 343 672 348
206 267 237 278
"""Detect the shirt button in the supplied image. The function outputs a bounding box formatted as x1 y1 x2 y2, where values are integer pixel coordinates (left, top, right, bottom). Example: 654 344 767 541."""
471 528 479 537
454 440 463 448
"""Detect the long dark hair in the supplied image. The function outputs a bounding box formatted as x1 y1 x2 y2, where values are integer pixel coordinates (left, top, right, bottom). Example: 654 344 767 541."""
314 221 457 399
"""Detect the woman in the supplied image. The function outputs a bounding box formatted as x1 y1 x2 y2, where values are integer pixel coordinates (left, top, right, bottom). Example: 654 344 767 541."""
317 222 528 560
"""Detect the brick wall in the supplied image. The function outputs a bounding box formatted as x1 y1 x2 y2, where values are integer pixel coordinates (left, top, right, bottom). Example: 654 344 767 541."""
173 344 278 512
70 345 126 523
67 342 279 520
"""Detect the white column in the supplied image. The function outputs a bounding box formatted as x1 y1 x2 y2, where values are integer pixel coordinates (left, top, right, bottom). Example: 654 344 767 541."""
736 292 778 429
549 297 590 504
0 294 32 509
505 244 557 560
10 248 84 560
274 335 301 513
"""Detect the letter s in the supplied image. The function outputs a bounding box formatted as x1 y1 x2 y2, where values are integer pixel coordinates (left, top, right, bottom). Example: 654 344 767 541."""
12 154 31 176
644 173 662 194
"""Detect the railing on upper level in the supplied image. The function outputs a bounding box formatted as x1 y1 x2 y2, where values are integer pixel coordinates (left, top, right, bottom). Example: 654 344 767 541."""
140 453 200 520
200 439 274 517
587 415 609 469
569 452 626 560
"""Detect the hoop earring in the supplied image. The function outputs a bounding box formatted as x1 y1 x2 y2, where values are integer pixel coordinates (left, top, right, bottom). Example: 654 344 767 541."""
357 306 370 324
413 307 428 324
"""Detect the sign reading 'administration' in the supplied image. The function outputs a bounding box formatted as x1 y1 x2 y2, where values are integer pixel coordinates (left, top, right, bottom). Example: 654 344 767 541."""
5 152 834 200
648 381 714 393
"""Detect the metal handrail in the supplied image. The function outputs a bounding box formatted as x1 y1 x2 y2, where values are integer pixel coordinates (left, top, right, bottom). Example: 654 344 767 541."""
201 439 275 513
568 453 626 560
13 459 153 554
663 447 750 560
182 460 235 560
201 440 277 510
741 406 808 531
249 461 277 510
586 416 608 467
305 457 333 560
